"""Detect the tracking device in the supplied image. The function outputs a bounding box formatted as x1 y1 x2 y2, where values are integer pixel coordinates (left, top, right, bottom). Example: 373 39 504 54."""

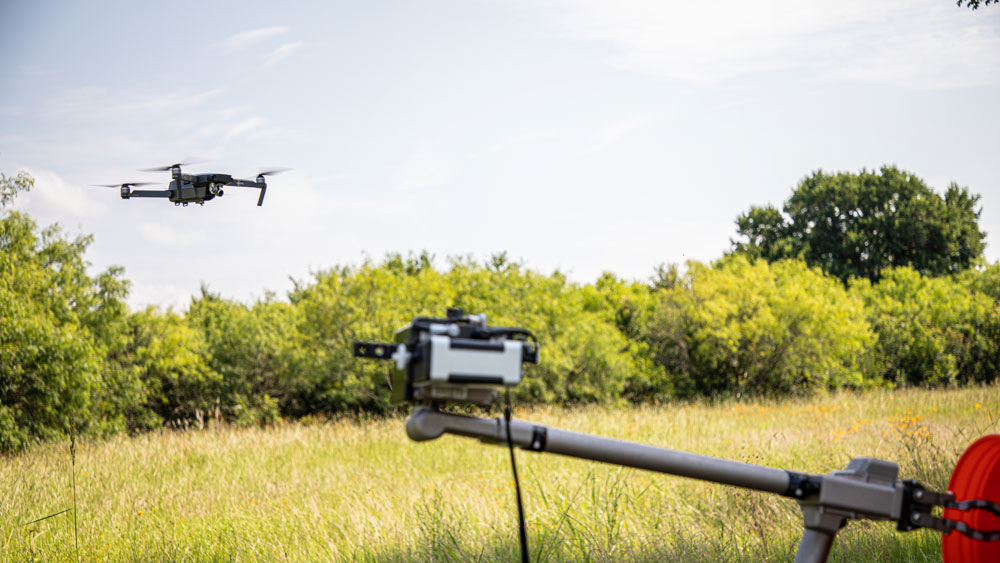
353 308 538 406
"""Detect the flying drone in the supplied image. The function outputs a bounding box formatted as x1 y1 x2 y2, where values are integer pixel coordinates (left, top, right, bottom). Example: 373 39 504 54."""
95 163 286 206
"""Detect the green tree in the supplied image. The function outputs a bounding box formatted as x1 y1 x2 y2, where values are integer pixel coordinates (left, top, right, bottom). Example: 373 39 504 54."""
118 307 220 429
732 166 985 283
185 289 299 425
0 171 134 452
851 267 1000 386
0 171 32 206
956 262 1000 305
644 257 873 398
288 252 654 411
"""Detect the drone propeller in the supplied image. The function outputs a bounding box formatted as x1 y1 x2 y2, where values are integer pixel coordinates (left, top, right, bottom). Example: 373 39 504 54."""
256 167 290 177
139 159 207 172
93 182 158 188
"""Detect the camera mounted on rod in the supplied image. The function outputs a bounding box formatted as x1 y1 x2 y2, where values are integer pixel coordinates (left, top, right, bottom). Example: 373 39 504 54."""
350 308 1000 563
352 308 539 406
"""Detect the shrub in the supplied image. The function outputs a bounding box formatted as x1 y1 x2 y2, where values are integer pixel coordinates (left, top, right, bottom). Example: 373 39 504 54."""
644 257 873 398
851 267 1000 386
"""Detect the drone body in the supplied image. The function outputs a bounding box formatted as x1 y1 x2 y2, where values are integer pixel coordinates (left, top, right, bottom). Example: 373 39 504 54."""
97 163 284 206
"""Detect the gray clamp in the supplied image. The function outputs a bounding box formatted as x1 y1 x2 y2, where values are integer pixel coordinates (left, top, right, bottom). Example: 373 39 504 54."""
897 480 1000 541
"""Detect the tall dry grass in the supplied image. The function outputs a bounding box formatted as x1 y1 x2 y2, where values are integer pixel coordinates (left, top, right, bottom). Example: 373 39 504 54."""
3 385 997 562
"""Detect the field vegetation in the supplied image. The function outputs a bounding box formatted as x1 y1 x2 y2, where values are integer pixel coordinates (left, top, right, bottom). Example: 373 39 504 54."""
4 168 1000 454
3 385 997 561
3 165 1000 561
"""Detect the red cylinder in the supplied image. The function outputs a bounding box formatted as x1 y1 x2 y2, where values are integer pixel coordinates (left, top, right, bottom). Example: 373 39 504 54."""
942 434 1000 563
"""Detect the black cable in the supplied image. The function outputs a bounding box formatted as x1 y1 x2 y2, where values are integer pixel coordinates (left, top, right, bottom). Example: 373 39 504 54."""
504 390 530 563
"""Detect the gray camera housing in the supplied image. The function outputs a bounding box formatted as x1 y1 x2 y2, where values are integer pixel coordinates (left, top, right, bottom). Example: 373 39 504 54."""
353 309 539 406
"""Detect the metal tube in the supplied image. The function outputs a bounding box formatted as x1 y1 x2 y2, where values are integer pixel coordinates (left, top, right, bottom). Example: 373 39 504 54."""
406 407 790 495
544 426 790 494
793 529 836 563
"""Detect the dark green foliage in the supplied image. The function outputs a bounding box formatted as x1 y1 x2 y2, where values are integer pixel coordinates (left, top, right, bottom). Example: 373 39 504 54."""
732 167 986 283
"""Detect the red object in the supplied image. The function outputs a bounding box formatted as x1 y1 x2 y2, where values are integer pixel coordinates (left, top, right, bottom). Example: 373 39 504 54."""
942 434 1000 563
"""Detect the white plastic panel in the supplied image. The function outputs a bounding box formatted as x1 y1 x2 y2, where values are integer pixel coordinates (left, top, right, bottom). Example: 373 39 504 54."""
428 335 523 385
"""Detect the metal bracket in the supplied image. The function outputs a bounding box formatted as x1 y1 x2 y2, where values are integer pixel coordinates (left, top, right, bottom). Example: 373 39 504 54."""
898 480 1000 541
352 341 397 360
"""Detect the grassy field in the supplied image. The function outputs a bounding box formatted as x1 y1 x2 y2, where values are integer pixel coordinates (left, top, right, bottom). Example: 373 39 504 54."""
3 385 998 562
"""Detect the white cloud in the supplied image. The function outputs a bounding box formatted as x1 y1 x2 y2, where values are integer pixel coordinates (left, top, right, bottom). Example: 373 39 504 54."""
218 26 289 54
128 280 194 312
42 87 223 121
394 146 458 191
17 167 107 218
42 86 111 119
224 117 266 141
263 41 303 67
138 222 194 246
531 0 1000 88
822 22 1000 89
599 106 675 145
114 89 224 115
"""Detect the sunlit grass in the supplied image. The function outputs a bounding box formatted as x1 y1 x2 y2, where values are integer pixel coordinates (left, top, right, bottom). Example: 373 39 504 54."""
3 385 997 561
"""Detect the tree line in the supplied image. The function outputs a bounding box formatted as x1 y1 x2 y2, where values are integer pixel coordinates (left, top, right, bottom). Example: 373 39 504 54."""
2 167 998 453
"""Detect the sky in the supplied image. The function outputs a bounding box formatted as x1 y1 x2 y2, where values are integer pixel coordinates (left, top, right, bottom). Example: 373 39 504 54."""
1 0 998 310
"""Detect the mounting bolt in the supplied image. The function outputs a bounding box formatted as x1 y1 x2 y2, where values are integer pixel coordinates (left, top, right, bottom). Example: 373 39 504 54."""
911 513 921 523
914 490 924 500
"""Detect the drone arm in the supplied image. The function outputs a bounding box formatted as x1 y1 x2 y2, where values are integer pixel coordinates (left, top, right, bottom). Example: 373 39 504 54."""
225 179 267 206
128 190 173 198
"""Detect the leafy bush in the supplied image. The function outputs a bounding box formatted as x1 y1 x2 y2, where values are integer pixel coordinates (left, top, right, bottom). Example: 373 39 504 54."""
851 267 1000 386
1 178 134 452
288 253 653 410
643 257 874 398
119 307 220 429
4 166 1000 453
957 261 1000 305
185 291 299 425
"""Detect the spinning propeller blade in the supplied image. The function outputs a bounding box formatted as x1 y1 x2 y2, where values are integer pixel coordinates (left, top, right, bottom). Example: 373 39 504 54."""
92 182 158 188
139 159 207 172
257 167 290 177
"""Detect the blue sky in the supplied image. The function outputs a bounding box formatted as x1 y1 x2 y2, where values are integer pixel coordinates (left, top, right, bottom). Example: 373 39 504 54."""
2 0 998 309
